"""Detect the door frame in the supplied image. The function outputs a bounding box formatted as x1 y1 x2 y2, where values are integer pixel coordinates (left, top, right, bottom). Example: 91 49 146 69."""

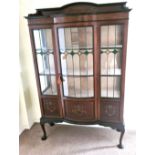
53 22 99 119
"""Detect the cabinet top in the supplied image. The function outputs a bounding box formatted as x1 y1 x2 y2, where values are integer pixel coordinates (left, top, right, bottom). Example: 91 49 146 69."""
26 2 131 19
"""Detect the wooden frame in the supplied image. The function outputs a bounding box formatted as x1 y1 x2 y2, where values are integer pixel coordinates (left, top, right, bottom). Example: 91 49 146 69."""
26 2 131 149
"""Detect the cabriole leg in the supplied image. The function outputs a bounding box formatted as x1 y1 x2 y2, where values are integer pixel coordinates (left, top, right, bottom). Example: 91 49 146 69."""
40 123 47 140
117 129 125 149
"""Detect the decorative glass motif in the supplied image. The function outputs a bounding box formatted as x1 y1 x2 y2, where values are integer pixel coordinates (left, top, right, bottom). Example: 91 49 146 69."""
33 29 57 95
58 27 94 97
100 24 123 98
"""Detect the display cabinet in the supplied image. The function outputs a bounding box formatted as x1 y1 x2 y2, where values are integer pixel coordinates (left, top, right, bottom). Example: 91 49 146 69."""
26 2 131 148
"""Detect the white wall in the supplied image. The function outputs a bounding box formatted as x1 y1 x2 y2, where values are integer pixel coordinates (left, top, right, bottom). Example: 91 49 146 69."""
20 0 155 132
19 0 41 134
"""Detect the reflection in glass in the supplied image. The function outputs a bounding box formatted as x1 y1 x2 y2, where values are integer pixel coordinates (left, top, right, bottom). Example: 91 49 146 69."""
88 77 94 97
74 77 81 97
101 53 107 75
86 27 93 48
114 76 121 97
37 54 45 74
73 54 80 75
40 76 48 92
63 76 94 97
39 75 57 95
58 27 93 76
108 53 115 75
33 29 57 95
37 54 50 74
63 77 74 97
68 77 75 96
101 76 121 98
101 26 108 47
58 26 94 98
115 51 121 75
87 54 93 75
50 76 57 95
81 77 88 97
108 77 114 97
49 54 55 74
80 54 87 75
101 25 122 48
67 55 73 75
100 50 122 75
100 24 122 98
37 53 55 74
33 29 53 50
101 77 107 97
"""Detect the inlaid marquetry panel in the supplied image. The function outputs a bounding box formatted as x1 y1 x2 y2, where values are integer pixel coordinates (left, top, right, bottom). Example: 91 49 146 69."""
42 99 60 117
100 101 120 122
64 101 95 121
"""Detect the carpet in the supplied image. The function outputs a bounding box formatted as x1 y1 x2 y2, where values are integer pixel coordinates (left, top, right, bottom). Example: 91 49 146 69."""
19 123 136 155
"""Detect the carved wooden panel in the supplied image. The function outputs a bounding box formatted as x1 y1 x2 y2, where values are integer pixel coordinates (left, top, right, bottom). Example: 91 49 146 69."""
64 101 95 121
100 101 120 122
42 99 60 117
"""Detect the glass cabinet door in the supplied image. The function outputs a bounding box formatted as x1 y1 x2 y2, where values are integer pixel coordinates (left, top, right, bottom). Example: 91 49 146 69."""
58 27 94 97
100 24 123 98
33 29 57 95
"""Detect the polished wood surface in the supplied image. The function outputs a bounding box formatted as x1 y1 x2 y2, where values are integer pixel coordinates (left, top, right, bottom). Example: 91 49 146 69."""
27 2 131 148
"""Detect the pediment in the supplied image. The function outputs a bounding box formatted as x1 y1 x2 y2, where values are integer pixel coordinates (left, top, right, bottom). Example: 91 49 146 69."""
26 2 131 19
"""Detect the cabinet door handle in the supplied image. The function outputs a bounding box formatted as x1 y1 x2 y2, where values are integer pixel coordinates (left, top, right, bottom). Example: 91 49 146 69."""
57 75 64 85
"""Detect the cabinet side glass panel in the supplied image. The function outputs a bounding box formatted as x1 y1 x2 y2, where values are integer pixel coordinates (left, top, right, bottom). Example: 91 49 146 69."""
33 29 57 95
58 27 94 98
100 25 123 98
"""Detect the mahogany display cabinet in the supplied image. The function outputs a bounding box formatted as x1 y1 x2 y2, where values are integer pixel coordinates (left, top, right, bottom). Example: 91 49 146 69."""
26 2 131 148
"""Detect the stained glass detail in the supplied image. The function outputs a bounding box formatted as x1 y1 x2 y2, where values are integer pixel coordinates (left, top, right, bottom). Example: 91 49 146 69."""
113 49 118 54
84 50 89 55
100 24 123 98
58 27 94 97
70 50 75 56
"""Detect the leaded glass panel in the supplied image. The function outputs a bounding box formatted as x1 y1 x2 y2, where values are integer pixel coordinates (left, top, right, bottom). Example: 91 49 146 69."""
58 27 94 97
33 29 57 95
100 24 123 98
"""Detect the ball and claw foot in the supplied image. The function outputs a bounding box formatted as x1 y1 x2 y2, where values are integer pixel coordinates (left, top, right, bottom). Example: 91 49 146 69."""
117 144 124 149
41 135 47 140
49 122 55 126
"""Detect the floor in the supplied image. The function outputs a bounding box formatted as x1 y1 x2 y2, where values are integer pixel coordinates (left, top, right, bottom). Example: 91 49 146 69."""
19 123 136 155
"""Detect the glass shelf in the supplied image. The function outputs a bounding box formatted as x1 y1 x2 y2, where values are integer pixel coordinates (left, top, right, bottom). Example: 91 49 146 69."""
101 45 123 49
36 49 53 54
101 89 120 98
42 87 57 95
63 76 94 97
64 89 94 98
101 69 121 75
61 69 93 76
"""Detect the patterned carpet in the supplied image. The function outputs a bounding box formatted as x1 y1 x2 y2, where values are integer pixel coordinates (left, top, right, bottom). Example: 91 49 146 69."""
19 123 136 155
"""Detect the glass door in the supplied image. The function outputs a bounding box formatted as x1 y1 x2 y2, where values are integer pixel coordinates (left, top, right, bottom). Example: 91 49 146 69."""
33 29 57 95
100 24 123 98
58 26 94 98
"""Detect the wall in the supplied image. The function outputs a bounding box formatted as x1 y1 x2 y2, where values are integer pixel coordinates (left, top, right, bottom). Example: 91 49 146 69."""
20 0 138 133
19 0 41 134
